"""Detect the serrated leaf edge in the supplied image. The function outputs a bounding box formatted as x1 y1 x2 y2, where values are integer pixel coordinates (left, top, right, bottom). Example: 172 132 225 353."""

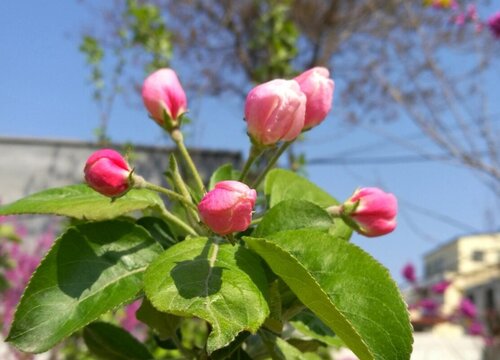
244 236 375 360
6 221 158 353
144 238 270 354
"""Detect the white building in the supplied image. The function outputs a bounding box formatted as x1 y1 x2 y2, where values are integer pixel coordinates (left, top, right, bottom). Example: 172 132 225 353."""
423 233 500 321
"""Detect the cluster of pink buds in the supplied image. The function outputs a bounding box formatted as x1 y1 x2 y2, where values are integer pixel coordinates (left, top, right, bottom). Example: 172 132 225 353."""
451 3 481 29
83 67 400 239
245 67 334 147
456 7 500 38
1 219 56 335
422 1 500 38
401 259 487 337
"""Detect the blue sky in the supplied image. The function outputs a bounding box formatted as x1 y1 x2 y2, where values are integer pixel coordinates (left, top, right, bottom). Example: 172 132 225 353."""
1 1 499 284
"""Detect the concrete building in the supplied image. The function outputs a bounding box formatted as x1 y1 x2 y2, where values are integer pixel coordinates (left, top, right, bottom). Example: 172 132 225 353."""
423 233 500 320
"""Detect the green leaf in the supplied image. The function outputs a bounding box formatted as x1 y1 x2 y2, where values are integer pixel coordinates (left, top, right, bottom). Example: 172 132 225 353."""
83 321 153 360
211 331 251 360
144 237 270 354
137 216 177 249
264 169 351 240
7 220 163 353
209 164 239 190
0 185 164 221
291 311 344 348
260 330 308 360
0 223 21 242
264 169 337 208
136 297 180 340
245 230 413 360
253 200 333 238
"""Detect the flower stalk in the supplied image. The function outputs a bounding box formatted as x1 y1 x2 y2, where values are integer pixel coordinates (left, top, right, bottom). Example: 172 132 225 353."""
239 144 264 183
252 141 292 188
170 129 206 196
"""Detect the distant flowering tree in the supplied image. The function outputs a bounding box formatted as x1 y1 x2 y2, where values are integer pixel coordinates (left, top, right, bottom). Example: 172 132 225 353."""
0 67 412 359
401 263 488 339
80 1 500 196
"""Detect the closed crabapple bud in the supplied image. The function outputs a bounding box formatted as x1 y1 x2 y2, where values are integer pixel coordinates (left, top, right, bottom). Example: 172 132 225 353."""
294 67 334 129
142 68 188 127
340 187 398 237
402 263 417 283
84 149 132 197
419 298 438 312
431 280 451 294
487 11 500 38
198 181 257 235
459 298 477 318
245 79 306 146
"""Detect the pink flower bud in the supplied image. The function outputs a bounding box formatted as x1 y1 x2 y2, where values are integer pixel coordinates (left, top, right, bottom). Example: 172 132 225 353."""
294 67 335 129
402 263 417 283
431 280 450 294
468 320 483 336
341 187 398 237
84 149 132 197
419 298 439 312
142 68 188 127
198 181 257 235
487 12 500 39
466 4 478 22
245 79 306 146
459 298 477 318
453 12 466 26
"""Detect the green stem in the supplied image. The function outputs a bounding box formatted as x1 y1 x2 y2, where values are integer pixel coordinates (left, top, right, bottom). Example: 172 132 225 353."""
250 216 262 225
157 206 198 236
171 129 206 195
170 330 193 359
252 141 292 189
282 300 306 321
143 182 197 210
168 156 203 230
239 145 264 183
226 233 236 246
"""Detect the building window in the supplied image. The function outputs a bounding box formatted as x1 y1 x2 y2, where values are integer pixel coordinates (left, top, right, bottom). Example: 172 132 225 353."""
485 288 495 310
472 250 484 262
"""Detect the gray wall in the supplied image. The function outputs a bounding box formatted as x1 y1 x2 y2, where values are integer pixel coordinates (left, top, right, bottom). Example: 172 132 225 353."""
0 136 241 203
0 136 241 240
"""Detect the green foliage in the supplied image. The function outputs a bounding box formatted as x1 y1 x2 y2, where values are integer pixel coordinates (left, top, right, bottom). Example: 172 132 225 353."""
144 236 270 354
245 230 413 360
290 311 344 348
0 184 164 221
2 166 412 359
137 216 178 249
208 164 240 190
124 0 172 72
265 169 337 208
79 35 104 98
136 298 181 341
248 0 299 83
253 199 334 237
264 169 352 240
83 322 153 360
6 220 163 353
